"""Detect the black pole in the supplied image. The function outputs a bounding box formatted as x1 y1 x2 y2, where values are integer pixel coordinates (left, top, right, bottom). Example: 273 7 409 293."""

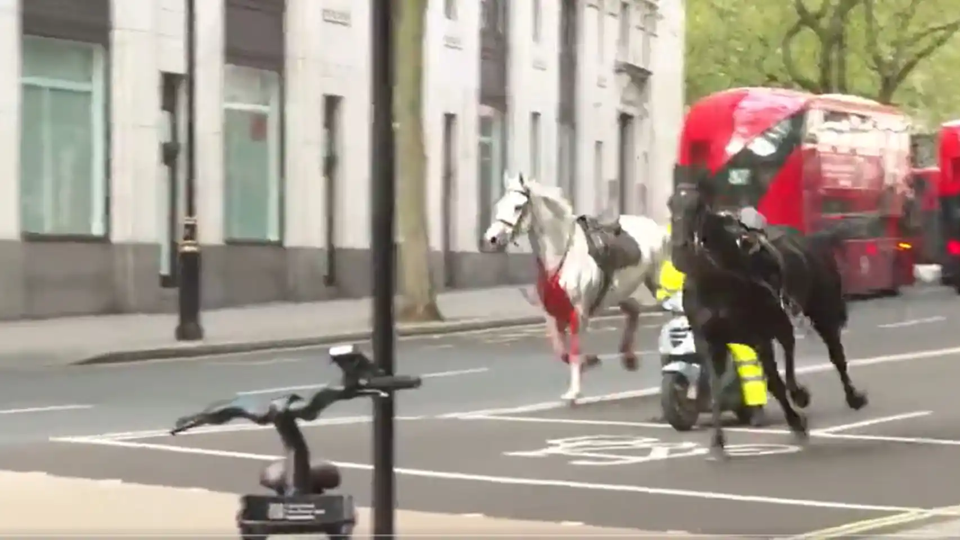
371 0 396 536
176 0 204 341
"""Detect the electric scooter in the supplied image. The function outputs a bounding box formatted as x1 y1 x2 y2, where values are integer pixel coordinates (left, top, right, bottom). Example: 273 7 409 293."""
170 344 421 540
658 291 767 431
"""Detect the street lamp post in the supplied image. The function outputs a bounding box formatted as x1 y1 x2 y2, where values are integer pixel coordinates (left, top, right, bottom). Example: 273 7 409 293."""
176 0 204 342
370 0 397 536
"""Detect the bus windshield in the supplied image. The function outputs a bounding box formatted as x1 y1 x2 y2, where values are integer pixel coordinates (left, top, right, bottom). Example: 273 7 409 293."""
713 112 805 212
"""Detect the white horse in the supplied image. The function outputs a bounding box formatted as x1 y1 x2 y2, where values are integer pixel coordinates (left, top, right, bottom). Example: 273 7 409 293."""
483 172 669 403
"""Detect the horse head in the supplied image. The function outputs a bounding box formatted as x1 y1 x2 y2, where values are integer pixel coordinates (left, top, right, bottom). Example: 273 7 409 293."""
482 172 575 252
668 176 750 276
483 171 533 250
668 175 713 273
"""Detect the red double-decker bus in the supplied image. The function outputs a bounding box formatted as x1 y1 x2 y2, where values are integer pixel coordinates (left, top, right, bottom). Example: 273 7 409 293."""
941 122 960 289
677 88 915 295
909 121 960 291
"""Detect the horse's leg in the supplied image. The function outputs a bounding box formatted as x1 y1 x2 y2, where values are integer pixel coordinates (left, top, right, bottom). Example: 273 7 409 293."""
705 341 729 461
776 314 810 409
618 298 641 371
756 340 808 442
560 313 584 405
545 316 569 363
812 316 868 410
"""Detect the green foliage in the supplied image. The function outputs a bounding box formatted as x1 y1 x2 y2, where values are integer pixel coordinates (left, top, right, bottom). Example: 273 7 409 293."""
685 0 960 125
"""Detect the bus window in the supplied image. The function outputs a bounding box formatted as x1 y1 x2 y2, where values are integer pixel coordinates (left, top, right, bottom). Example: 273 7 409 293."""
819 192 885 239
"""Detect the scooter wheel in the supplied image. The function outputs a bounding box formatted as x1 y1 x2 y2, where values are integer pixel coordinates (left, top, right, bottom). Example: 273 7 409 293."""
238 525 265 540
326 523 354 539
661 373 699 432
736 406 765 427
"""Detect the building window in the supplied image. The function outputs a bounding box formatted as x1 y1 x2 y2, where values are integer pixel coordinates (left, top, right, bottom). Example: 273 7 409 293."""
530 112 541 180
642 0 658 36
444 0 457 21
478 106 506 233
482 0 506 32
558 124 577 210
618 1 631 58
533 0 542 43
20 36 107 237
223 64 282 242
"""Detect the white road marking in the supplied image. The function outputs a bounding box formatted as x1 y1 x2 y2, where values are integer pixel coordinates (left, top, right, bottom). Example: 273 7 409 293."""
419 367 490 378
236 367 489 396
469 415 960 447
49 436 935 514
814 411 932 435
420 343 455 350
210 357 302 367
439 344 960 418
87 415 425 441
0 404 94 415
877 316 945 329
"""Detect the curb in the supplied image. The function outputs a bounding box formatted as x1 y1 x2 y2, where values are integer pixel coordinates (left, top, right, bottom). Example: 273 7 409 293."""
75 307 662 366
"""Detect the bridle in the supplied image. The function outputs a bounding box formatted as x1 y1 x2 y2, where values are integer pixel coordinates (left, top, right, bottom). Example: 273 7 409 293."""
501 186 576 277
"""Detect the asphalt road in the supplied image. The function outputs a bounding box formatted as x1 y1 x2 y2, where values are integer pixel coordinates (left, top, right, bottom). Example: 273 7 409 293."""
0 287 955 445
0 287 958 535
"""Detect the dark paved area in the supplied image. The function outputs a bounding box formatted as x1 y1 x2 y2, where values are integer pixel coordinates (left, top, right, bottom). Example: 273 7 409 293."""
3 345 958 536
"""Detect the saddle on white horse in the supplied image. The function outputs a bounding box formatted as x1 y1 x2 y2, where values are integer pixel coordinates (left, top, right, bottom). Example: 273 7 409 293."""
575 215 644 314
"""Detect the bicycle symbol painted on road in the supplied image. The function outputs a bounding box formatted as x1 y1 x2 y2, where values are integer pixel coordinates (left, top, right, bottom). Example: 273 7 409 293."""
505 435 801 466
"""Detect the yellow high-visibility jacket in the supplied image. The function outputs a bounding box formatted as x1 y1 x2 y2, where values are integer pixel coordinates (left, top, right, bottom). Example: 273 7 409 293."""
657 223 766 407
657 224 685 301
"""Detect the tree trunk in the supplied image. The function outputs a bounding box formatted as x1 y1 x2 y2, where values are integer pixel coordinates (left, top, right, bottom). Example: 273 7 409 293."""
394 0 442 322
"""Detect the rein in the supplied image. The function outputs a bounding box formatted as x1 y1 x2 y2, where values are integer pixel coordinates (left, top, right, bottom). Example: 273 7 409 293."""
511 187 576 281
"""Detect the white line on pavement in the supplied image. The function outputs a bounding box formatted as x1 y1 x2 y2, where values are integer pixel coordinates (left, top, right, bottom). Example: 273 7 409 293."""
84 415 427 441
813 411 932 435
467 415 960 447
877 316 945 329
49 436 933 515
236 367 489 396
439 344 960 418
0 404 94 415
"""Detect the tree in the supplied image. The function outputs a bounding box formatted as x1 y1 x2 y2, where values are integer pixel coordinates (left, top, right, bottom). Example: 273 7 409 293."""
685 0 960 122
394 0 442 322
685 0 797 103
860 0 960 103
781 0 960 102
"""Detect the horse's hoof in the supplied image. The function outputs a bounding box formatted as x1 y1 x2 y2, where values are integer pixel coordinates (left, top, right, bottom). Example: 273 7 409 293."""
791 413 809 445
620 353 639 372
581 355 602 371
790 386 811 409
706 446 728 462
847 390 868 410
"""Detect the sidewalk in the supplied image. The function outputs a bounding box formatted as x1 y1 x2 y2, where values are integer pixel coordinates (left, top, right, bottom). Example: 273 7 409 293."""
1 470 652 537
0 286 654 368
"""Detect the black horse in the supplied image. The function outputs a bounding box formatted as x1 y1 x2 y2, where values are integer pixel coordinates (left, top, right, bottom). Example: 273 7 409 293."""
669 178 868 460
736 211 868 413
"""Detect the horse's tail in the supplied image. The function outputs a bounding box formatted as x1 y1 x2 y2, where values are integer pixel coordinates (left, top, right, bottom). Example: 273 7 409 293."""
808 221 853 256
808 223 852 329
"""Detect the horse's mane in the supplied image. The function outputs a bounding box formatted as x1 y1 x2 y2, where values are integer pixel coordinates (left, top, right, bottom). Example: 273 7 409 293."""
525 180 575 217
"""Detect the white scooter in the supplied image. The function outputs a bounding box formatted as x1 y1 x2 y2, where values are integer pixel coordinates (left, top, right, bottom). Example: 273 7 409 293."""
658 291 768 431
